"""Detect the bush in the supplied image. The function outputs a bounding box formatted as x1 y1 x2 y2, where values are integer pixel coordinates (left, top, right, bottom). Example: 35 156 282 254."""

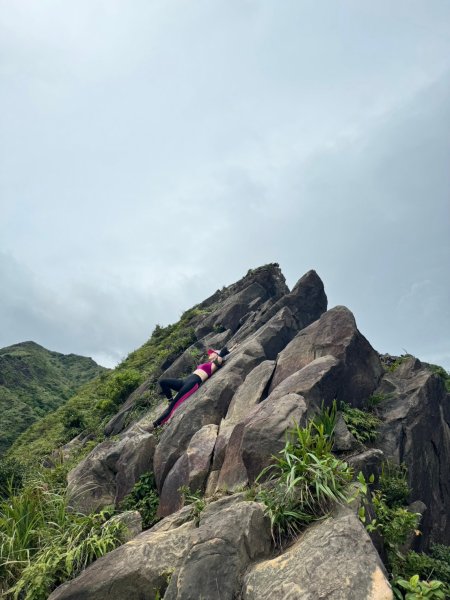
120 472 159 529
393 574 446 599
340 402 381 444
104 369 142 405
400 550 450 593
255 420 353 547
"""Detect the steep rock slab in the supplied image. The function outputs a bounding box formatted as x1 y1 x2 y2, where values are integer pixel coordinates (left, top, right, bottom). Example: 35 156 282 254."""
242 511 392 600
269 305 383 407
67 431 156 514
375 358 450 546
212 360 276 473
158 424 218 518
217 394 308 492
164 499 271 600
231 270 327 345
154 306 299 492
267 355 342 411
48 521 194 600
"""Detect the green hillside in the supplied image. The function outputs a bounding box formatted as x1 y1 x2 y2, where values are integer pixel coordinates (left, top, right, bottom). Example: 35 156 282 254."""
0 341 107 456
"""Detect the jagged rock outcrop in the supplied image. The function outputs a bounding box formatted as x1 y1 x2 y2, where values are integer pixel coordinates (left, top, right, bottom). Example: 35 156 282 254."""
268 305 383 406
51 264 450 599
374 356 450 547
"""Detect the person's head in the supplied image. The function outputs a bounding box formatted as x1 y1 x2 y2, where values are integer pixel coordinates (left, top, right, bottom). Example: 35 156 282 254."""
207 348 219 361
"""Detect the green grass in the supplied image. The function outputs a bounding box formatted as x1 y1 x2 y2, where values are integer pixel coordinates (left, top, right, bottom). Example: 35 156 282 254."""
0 478 124 599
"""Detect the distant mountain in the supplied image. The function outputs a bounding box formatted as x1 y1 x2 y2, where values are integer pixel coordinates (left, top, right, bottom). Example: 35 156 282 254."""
0 341 106 455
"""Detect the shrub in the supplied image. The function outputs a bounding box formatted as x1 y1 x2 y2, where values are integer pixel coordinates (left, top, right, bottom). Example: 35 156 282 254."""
340 402 381 444
255 421 353 547
313 399 338 440
179 486 206 525
120 472 159 529
104 369 142 405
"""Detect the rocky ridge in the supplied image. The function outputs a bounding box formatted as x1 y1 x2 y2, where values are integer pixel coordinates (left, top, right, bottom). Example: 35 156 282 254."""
48 264 449 600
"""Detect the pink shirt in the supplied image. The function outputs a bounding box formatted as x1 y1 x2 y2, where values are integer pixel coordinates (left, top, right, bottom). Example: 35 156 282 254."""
196 362 213 377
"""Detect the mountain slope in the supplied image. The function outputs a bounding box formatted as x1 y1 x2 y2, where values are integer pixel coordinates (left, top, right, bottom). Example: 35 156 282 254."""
0 341 106 455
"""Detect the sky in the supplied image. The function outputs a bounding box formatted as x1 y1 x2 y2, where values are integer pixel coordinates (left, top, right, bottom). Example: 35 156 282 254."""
0 0 449 370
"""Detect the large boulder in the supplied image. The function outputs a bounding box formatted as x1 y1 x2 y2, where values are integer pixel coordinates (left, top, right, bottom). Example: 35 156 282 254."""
212 360 276 473
267 354 342 411
164 498 271 600
241 510 393 600
157 424 218 518
67 431 156 514
216 393 308 492
374 357 450 546
269 306 383 407
48 521 194 600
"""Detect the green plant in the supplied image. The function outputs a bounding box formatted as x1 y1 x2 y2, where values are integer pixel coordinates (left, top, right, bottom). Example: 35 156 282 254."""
393 574 446 599
379 461 410 508
399 550 450 595
179 486 206 525
387 355 414 373
426 364 450 393
0 478 123 599
120 472 159 529
430 544 450 564
340 402 381 444
255 420 353 547
313 400 338 440
366 393 389 409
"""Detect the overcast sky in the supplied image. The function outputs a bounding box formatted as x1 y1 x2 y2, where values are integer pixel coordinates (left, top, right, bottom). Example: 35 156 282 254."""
1 1 449 370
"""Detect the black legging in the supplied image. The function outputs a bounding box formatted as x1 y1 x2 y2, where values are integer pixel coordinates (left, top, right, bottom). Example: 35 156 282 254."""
153 374 202 427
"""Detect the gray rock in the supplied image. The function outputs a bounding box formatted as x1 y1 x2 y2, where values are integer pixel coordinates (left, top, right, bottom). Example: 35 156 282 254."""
333 413 364 453
48 522 194 600
107 511 142 543
164 500 271 600
216 394 308 492
374 360 450 546
158 424 218 518
269 306 383 407
267 355 342 411
242 510 393 600
347 449 384 482
212 360 276 472
67 431 156 514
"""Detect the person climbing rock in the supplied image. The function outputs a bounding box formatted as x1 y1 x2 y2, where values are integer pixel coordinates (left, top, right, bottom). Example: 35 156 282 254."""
152 346 231 428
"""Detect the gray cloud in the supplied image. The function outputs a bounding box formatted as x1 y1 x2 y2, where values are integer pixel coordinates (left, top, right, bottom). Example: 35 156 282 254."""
1 1 449 369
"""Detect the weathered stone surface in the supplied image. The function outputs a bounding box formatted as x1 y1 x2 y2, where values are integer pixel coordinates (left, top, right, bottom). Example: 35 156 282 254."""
267 355 342 411
158 424 218 518
347 449 384 482
374 358 450 546
231 269 327 344
269 306 383 407
212 360 276 472
48 522 194 600
154 306 300 493
333 412 364 453
217 394 308 492
242 510 393 600
67 431 156 514
107 511 142 543
164 500 271 600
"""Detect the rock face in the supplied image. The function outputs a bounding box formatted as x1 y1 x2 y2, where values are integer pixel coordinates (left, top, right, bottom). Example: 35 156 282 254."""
375 357 450 547
269 306 383 406
50 265 450 599
242 510 393 600
67 431 156 514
